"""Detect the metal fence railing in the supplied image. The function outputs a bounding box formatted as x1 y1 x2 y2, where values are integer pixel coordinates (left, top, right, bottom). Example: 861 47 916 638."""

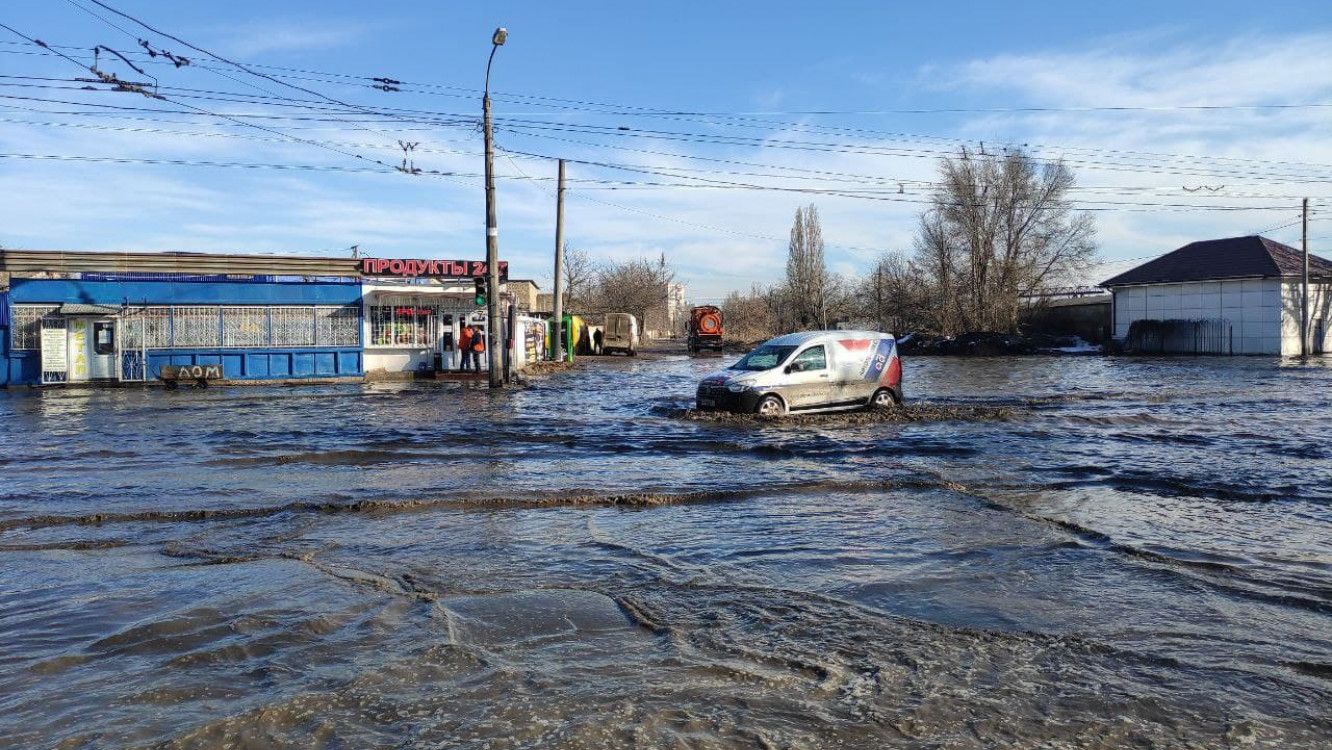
1125 318 1233 354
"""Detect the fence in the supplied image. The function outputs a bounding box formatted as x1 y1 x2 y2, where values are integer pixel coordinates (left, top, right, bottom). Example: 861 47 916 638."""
1124 318 1232 354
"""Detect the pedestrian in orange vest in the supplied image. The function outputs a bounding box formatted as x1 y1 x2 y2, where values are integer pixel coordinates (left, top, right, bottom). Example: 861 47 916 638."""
471 328 486 372
458 324 475 371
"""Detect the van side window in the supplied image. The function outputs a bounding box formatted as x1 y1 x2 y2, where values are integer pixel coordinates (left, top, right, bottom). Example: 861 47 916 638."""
790 345 826 372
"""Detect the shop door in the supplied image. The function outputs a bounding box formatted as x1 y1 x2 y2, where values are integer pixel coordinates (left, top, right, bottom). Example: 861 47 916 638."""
1314 319 1326 355
89 320 117 379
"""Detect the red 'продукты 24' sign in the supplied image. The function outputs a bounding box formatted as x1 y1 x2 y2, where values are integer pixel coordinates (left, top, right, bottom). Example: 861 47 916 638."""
360 258 509 280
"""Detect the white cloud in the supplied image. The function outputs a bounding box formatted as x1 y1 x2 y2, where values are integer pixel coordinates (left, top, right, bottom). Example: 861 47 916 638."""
214 20 379 57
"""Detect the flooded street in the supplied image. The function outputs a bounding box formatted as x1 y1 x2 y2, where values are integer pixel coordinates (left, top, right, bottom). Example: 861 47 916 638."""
1 354 1330 748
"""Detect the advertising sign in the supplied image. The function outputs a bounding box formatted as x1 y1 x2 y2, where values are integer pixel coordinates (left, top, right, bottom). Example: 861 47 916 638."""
68 320 88 380
360 258 509 281
40 326 68 373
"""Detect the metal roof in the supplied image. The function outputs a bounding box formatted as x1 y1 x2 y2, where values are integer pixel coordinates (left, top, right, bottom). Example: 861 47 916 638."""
1102 236 1332 286
56 303 123 316
1 248 360 278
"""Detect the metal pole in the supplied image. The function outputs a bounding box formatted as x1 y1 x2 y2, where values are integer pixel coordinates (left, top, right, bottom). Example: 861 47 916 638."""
1302 197 1310 358
552 158 566 361
483 43 503 388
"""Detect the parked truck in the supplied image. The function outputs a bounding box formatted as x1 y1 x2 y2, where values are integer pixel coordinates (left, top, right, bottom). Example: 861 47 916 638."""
687 305 724 353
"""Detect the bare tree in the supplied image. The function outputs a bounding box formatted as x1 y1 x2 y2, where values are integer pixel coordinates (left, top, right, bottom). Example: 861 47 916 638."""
861 253 932 333
913 148 1097 333
561 245 597 311
590 254 675 336
784 204 830 330
720 284 781 342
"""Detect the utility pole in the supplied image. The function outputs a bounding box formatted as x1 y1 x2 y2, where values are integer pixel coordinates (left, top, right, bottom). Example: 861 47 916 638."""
1302 197 1310 357
483 27 507 388
552 158 567 362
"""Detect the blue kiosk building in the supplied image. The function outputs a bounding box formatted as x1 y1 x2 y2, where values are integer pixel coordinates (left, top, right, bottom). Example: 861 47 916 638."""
1 250 364 387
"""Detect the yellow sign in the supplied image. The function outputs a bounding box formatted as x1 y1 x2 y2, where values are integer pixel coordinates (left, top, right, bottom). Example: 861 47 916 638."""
68 320 89 380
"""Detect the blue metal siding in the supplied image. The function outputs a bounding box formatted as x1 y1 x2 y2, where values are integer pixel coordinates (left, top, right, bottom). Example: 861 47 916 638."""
0 291 9 387
144 348 362 381
6 351 40 385
9 278 362 306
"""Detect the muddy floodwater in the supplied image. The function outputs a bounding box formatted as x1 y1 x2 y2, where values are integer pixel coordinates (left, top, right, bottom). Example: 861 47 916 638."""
1 355 1330 748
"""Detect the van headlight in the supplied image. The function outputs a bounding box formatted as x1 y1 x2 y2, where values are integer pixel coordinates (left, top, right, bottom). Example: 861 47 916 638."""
726 383 752 393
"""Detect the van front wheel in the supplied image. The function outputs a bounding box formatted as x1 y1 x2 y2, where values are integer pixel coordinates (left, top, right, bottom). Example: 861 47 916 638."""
870 388 898 410
755 395 785 417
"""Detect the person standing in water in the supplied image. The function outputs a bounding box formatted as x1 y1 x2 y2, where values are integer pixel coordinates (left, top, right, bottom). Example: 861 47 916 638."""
458 324 474 371
471 327 486 372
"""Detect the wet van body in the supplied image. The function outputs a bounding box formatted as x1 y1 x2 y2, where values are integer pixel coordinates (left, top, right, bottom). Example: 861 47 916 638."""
603 313 639 355
696 331 902 415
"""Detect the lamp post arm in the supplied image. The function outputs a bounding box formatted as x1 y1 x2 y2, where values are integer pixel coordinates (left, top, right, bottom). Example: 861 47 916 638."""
484 44 499 97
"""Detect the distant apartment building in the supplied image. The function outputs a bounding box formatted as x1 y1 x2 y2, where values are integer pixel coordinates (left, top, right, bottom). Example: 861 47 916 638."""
645 282 687 338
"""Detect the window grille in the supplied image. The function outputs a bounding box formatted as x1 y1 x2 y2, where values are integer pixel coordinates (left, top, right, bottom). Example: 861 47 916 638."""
271 306 316 346
172 306 222 347
142 307 172 348
316 305 360 347
10 305 58 349
222 306 270 347
119 307 172 349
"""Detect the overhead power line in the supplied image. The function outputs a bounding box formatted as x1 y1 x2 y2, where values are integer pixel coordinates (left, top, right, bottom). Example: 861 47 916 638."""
8 36 1332 180
0 22 413 175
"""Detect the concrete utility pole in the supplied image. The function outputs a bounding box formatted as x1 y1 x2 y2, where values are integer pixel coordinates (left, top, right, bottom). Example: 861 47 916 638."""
552 158 566 361
1302 197 1310 357
483 27 507 388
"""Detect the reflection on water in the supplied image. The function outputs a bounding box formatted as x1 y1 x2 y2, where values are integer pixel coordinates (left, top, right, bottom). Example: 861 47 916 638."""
0 355 1329 748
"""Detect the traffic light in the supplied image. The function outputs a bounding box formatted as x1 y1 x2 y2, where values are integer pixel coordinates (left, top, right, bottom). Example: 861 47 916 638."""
473 276 486 306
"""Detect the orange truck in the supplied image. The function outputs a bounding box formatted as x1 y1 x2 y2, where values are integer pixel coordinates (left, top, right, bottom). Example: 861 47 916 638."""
687 305 724 353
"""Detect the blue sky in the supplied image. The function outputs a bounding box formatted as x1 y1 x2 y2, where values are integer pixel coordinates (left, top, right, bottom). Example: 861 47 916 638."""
2 0 1330 299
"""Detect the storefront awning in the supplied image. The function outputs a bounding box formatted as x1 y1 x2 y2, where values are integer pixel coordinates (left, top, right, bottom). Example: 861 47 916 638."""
55 303 122 316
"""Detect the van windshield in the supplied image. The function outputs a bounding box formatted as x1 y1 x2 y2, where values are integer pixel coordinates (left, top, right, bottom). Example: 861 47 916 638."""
729 344 797 371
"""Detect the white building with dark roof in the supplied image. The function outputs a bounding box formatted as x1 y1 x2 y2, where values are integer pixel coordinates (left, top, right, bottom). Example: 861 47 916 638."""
1102 236 1332 355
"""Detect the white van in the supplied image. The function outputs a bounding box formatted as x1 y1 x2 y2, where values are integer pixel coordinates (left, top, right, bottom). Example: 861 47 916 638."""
695 330 902 416
603 313 639 356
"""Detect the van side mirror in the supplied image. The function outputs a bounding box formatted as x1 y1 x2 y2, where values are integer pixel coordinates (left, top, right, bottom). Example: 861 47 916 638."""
784 363 794 374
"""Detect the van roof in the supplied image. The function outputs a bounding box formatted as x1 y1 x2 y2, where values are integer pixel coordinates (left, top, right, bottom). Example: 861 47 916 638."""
765 330 894 346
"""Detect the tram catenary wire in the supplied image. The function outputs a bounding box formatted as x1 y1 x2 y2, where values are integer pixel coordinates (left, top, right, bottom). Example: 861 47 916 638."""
4 41 1332 177
2 153 1326 215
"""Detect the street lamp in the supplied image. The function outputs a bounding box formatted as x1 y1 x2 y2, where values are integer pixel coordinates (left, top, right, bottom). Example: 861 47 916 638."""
483 26 507 388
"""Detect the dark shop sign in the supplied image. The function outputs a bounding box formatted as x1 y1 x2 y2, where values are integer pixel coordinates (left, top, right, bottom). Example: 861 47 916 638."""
360 258 509 280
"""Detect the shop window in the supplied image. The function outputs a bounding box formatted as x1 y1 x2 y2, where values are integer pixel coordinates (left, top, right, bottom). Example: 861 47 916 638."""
93 321 115 355
144 307 172 348
10 305 58 350
316 305 360 347
269 307 314 347
222 306 270 348
172 306 222 347
368 305 436 347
